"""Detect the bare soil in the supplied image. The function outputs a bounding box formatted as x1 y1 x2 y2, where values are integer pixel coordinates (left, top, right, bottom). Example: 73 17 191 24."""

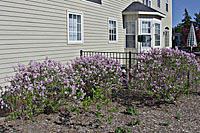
0 89 200 133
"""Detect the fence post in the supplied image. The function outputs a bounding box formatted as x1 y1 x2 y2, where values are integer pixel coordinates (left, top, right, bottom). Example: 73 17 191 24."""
128 51 132 80
128 51 132 107
188 70 190 89
80 50 83 57
129 51 131 69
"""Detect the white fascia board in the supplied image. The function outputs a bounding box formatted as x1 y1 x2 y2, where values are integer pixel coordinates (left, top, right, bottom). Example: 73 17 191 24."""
123 11 166 18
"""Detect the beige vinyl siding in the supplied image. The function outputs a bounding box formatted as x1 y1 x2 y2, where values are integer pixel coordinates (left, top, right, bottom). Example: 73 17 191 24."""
0 0 135 86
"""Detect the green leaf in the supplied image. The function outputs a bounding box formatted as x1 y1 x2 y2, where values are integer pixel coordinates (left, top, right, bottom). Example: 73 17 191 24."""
97 104 102 111
108 115 114 121
95 112 101 118
97 119 102 126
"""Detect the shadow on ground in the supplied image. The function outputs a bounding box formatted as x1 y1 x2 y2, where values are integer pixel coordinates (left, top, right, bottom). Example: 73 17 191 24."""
112 87 175 108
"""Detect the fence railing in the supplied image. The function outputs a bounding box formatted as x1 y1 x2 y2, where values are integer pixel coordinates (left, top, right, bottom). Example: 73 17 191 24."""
80 50 200 92
80 50 142 69
80 50 200 68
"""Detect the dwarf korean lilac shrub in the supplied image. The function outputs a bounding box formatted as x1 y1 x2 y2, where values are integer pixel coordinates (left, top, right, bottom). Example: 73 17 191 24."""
68 55 123 125
70 55 123 100
130 48 200 102
0 58 86 120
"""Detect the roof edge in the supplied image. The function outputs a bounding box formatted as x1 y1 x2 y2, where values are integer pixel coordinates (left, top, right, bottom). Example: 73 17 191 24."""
122 2 166 18
123 11 166 18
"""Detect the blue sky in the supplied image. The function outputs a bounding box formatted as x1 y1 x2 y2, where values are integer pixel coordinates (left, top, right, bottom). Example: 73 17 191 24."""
173 0 200 27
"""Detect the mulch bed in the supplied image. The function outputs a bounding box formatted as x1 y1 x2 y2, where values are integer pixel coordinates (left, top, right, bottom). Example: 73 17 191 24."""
0 89 200 133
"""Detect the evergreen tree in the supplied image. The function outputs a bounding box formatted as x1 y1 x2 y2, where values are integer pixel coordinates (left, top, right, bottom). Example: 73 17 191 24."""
194 11 200 29
173 23 183 33
193 10 200 50
182 8 192 29
173 9 200 51
179 9 192 47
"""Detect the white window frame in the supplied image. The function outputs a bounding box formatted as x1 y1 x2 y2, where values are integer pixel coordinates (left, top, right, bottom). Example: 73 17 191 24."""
143 0 152 7
141 20 152 48
108 19 118 43
165 29 170 47
67 11 84 44
125 20 137 48
157 0 161 8
81 0 102 5
166 0 169 12
154 21 162 47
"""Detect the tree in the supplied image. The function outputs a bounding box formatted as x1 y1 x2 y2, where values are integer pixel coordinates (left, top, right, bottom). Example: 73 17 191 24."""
194 10 200 49
182 8 192 29
194 11 200 29
180 9 192 46
173 9 200 51
180 26 190 47
173 23 183 33
196 29 200 51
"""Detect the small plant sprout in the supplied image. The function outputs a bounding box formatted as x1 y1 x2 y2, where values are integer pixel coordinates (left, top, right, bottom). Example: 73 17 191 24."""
108 115 114 124
160 120 171 126
128 119 142 126
175 114 182 120
125 107 138 115
114 126 132 133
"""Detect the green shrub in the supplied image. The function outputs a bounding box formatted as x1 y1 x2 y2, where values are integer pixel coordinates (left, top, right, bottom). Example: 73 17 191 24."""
71 54 123 99
0 58 86 120
130 48 200 102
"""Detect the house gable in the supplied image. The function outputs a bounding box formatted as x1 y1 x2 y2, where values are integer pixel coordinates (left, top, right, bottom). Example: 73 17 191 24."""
122 2 166 18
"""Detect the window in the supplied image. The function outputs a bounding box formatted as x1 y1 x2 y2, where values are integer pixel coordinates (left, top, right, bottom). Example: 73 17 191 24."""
141 21 152 47
165 30 170 47
166 0 169 12
84 0 101 4
143 0 151 7
109 19 118 43
125 21 136 48
68 12 83 44
157 0 161 8
142 21 151 34
155 23 161 46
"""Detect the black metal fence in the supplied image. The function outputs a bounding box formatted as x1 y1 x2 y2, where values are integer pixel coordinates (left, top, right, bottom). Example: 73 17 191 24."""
80 50 141 69
80 50 200 93
80 50 200 68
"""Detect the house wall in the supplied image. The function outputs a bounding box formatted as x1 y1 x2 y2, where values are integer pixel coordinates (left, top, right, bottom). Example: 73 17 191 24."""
151 0 173 48
0 0 136 86
123 0 172 52
137 0 172 50
0 0 172 87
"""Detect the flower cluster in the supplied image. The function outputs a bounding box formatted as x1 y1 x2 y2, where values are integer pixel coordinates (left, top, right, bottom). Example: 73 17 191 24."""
0 57 86 119
130 47 200 102
0 55 122 120
70 55 123 99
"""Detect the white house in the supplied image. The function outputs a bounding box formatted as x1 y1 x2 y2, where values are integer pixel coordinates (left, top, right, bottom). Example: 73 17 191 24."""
0 0 172 86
